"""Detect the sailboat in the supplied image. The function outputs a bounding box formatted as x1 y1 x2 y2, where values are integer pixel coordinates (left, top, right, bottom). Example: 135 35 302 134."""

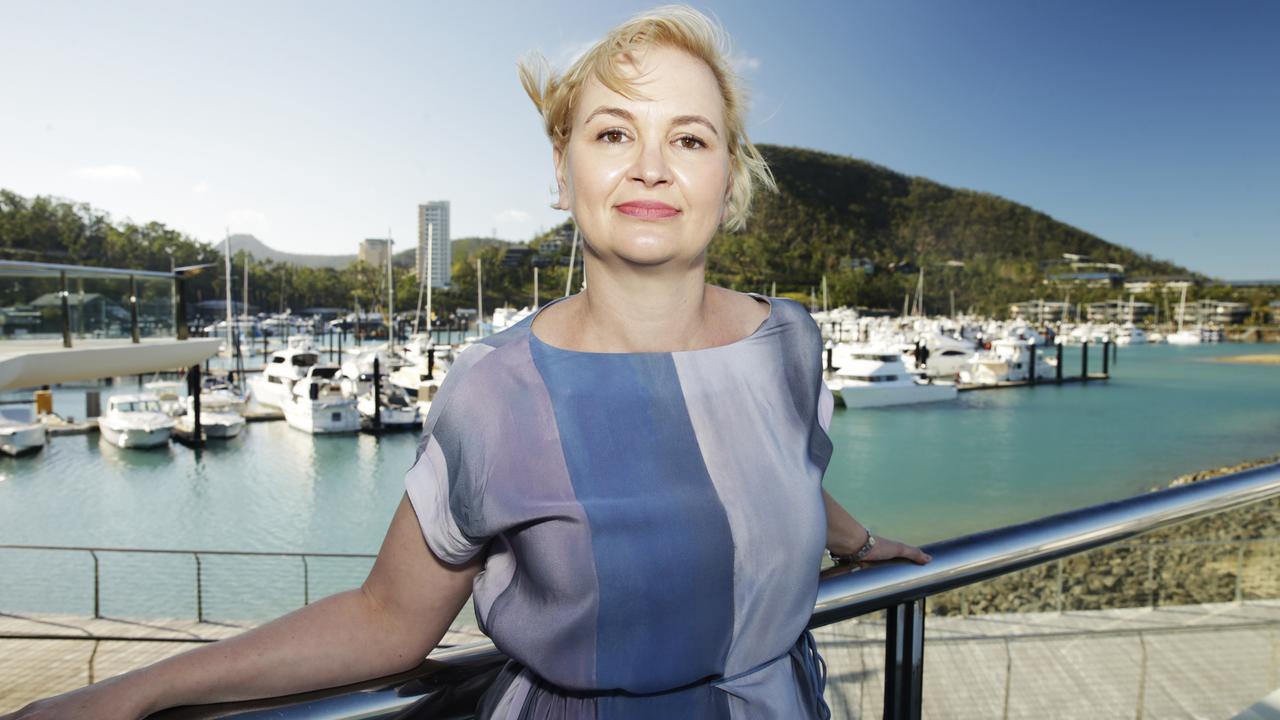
1167 285 1202 345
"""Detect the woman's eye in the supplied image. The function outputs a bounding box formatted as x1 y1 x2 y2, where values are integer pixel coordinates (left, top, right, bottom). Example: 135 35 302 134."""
676 135 707 150
598 129 628 144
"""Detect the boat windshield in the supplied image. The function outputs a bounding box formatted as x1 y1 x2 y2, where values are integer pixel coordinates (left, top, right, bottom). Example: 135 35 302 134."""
311 367 338 379
853 354 900 363
115 401 162 413
292 354 319 367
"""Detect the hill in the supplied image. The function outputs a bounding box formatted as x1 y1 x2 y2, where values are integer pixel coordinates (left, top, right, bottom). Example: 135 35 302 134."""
705 144 1194 311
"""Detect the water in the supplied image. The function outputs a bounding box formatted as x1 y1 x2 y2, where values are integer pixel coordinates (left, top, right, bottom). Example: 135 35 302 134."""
1 342 1277 621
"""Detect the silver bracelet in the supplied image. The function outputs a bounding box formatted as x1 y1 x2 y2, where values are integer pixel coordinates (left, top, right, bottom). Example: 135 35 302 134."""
830 529 876 566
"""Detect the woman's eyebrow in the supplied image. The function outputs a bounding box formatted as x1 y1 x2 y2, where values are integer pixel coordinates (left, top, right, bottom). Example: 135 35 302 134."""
582 106 720 137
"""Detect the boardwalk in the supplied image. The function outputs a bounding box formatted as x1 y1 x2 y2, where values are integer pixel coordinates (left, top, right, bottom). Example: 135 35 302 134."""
3 601 1278 717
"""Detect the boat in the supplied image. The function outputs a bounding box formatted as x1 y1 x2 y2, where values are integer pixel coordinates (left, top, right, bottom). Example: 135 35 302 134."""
248 340 320 408
834 347 958 408
0 407 46 456
1115 323 1148 346
356 385 421 431
1167 285 1202 345
97 393 175 448
959 339 1057 385
901 332 975 379
282 366 360 434
176 403 244 440
143 379 187 416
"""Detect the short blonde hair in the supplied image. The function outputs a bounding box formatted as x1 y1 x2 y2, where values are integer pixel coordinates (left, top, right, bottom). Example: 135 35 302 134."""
518 5 776 233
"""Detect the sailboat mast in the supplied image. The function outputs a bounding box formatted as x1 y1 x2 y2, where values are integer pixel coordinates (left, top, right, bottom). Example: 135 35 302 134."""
386 229 394 343
223 231 233 354
821 275 828 314
533 266 540 308
565 226 578 297
476 258 484 337
426 223 433 339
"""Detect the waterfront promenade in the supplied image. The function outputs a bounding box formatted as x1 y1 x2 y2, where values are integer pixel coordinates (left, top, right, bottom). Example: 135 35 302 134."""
3 601 1277 717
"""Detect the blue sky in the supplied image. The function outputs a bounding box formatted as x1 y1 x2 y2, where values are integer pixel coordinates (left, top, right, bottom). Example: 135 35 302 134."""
1 0 1276 279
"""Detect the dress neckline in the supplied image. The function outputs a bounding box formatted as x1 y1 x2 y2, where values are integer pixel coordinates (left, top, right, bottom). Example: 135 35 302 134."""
526 292 775 356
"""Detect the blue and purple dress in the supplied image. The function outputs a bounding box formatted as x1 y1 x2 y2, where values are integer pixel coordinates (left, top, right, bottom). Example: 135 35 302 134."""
404 293 835 719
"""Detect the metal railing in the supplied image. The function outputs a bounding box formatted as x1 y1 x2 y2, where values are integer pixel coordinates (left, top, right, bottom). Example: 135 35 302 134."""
6 462 1278 719
0 545 375 623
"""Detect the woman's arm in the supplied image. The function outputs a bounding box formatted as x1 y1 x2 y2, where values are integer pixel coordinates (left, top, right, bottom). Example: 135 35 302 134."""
823 489 931 566
2 495 480 720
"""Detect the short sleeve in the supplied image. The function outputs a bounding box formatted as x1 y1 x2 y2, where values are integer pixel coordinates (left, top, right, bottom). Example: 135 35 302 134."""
403 346 495 565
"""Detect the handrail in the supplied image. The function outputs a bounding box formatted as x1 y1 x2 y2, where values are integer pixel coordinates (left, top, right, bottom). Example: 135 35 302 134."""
84 461 1280 717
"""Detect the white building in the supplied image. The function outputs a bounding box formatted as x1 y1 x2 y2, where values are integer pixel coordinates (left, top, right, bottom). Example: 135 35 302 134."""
416 201 451 288
358 238 390 268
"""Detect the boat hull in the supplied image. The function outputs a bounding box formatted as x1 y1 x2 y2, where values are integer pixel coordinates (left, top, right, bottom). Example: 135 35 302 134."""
283 400 360 434
840 383 958 409
0 423 46 456
97 420 172 448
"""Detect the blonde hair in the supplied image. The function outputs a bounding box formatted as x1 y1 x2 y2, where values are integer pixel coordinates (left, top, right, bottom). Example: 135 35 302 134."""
518 5 776 233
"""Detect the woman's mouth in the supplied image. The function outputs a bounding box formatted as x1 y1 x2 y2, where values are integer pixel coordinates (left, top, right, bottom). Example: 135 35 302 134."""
615 200 680 219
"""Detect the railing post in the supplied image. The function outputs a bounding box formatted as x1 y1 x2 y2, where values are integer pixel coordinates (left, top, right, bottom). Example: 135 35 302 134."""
195 552 204 622
90 550 100 619
129 275 140 343
175 275 186 340
883 597 926 720
60 270 72 348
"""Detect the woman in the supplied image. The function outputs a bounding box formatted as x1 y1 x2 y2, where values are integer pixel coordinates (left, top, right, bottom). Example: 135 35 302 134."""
3 6 928 719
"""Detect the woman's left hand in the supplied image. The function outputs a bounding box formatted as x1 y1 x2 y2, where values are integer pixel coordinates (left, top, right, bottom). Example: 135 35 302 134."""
854 536 932 567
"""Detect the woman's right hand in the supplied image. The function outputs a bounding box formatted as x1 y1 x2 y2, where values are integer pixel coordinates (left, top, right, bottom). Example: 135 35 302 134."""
0 676 147 720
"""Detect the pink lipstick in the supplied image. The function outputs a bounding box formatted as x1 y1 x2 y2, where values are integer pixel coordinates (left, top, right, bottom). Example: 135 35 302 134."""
616 200 680 219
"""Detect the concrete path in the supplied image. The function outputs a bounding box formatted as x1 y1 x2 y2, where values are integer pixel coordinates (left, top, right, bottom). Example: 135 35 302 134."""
3 601 1278 717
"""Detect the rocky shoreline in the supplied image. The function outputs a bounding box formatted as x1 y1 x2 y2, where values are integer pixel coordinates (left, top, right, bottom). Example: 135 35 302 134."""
929 454 1280 616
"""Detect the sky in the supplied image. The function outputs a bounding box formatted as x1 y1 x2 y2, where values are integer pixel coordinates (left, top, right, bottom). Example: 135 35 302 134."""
1 0 1276 279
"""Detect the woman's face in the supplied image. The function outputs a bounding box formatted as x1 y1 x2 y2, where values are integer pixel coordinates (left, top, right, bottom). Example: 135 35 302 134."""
555 46 731 268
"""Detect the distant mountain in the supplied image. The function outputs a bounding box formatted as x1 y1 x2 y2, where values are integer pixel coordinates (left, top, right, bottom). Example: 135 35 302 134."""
224 234 356 269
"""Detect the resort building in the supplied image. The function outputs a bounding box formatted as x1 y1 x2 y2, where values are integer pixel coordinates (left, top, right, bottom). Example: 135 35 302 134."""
358 238 391 268
1008 300 1071 323
1176 299 1252 325
1043 255 1125 287
1085 300 1154 323
416 201 451 288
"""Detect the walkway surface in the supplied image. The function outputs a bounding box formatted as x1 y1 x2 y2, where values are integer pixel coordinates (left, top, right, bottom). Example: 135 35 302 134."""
2 601 1278 717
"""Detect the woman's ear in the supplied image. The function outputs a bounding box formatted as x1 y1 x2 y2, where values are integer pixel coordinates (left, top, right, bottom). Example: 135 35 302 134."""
553 146 570 211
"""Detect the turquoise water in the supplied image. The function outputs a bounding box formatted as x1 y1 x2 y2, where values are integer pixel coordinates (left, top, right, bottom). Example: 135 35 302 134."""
0 342 1277 620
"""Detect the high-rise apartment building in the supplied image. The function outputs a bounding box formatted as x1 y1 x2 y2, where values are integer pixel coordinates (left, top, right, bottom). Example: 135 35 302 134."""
416 201 451 288
358 238 390 268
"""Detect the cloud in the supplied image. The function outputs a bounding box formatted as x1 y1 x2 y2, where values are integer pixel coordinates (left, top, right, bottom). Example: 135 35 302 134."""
73 165 142 183
227 208 270 236
494 209 531 225
729 51 761 74
192 181 210 194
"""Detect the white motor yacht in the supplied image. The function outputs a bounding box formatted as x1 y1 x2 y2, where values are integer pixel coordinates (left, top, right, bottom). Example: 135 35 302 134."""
0 407 46 456
902 333 976 379
1166 329 1203 345
142 380 187 416
249 341 320 408
834 348 957 409
959 339 1057 385
282 367 360 434
176 405 245 439
357 385 421 431
1115 323 1148 346
97 394 175 449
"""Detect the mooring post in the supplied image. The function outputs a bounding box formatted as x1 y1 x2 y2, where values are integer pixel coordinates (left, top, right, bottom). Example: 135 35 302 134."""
1102 340 1111 376
372 356 383 432
427 347 436 381
1029 342 1038 386
1082 341 1089 381
826 346 834 372
1056 342 1063 384
189 363 203 446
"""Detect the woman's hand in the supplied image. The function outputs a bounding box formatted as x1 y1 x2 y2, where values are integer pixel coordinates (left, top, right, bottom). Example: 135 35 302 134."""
853 535 932 568
0 676 146 720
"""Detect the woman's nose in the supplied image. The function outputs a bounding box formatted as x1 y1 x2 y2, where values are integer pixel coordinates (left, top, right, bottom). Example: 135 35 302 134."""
629 138 671 187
